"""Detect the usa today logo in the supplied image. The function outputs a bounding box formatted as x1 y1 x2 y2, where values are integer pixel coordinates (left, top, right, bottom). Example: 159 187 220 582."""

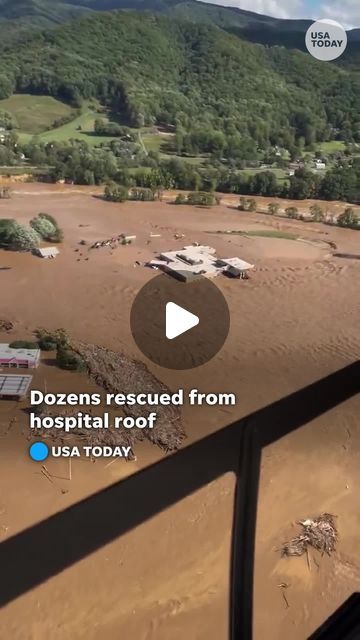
306 19 347 61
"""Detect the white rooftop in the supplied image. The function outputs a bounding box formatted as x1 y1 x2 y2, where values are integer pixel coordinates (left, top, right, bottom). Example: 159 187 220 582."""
217 257 255 271
149 245 254 280
0 344 40 360
0 374 33 396
37 247 60 257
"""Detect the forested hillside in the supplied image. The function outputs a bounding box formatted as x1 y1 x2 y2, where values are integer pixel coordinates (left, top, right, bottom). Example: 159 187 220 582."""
0 10 358 157
0 3 358 206
0 0 358 60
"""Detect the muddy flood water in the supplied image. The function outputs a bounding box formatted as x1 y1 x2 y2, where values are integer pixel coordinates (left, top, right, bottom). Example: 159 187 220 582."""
0 185 359 639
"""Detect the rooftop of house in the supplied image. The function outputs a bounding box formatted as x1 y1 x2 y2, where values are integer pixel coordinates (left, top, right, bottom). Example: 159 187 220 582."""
0 344 40 360
36 247 60 258
149 245 254 280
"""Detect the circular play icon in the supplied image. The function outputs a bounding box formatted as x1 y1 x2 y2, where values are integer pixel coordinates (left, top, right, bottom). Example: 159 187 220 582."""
130 274 230 369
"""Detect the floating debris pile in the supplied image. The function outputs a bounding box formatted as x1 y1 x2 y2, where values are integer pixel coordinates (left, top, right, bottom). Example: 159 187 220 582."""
281 513 338 557
0 319 14 332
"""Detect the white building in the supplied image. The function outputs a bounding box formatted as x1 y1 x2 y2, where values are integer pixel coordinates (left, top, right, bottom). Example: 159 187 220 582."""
34 247 60 259
0 374 33 399
148 245 254 282
0 344 40 369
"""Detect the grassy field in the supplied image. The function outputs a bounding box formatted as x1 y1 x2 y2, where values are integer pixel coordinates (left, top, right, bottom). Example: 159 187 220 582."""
18 102 121 146
141 132 172 153
0 95 126 146
140 131 204 164
208 229 299 240
0 94 74 134
237 167 288 185
315 141 346 153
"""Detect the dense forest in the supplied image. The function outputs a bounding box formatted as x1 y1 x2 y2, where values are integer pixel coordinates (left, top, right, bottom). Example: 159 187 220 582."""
0 136 357 204
0 11 359 155
0 4 358 206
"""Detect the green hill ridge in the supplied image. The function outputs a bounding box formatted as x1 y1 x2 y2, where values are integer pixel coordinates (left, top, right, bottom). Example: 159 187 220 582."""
0 10 358 151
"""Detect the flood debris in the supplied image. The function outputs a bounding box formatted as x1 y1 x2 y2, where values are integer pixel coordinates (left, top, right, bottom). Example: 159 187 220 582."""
90 233 135 250
0 319 14 332
277 583 290 609
71 341 185 453
33 340 186 456
281 513 338 558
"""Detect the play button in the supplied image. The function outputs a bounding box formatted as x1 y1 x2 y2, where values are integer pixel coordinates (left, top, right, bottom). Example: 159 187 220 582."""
130 274 230 370
166 303 199 340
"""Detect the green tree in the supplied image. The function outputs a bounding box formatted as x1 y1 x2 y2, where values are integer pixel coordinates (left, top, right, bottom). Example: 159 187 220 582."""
9 340 38 349
337 207 359 228
0 74 14 99
56 347 85 371
30 216 56 239
285 206 299 219
309 203 325 222
11 225 40 251
267 202 280 215
186 192 217 206
30 213 63 242
174 193 186 204
0 220 40 250
129 187 155 201
104 182 128 202
238 197 248 211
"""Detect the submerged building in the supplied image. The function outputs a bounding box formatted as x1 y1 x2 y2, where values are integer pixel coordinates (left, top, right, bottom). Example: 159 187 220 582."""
148 245 254 282
0 344 40 369
34 247 60 259
0 374 33 399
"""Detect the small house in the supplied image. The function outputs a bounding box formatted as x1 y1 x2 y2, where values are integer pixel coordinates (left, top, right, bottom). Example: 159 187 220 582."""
34 247 60 259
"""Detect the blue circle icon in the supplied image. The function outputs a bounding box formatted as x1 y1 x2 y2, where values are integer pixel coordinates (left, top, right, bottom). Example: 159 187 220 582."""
29 442 49 462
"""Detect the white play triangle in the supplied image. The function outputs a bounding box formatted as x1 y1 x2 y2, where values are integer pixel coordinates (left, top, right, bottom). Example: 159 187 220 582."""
166 302 199 340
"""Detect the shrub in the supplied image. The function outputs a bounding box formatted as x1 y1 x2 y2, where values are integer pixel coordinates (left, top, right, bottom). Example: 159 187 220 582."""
1 222 40 251
337 207 359 228
9 340 38 349
174 193 186 204
285 206 299 219
0 219 16 246
238 197 257 212
310 204 325 222
15 225 40 250
186 191 217 206
38 337 57 351
56 347 85 371
30 216 56 238
30 213 64 242
238 197 247 211
267 202 280 215
129 187 155 201
0 187 11 199
104 182 128 202
35 328 69 349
